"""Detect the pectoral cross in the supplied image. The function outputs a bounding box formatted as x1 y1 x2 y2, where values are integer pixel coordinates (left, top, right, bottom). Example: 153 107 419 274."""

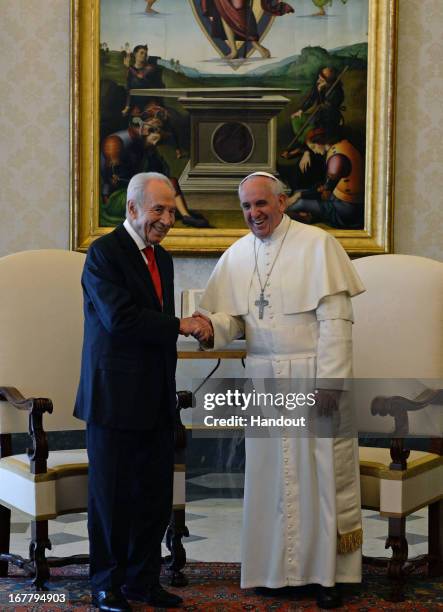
255 291 269 320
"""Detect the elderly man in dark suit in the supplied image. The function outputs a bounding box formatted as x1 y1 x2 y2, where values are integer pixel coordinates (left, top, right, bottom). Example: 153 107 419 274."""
74 172 211 612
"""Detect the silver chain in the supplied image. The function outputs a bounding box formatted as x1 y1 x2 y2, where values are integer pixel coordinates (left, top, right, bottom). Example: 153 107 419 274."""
253 220 290 294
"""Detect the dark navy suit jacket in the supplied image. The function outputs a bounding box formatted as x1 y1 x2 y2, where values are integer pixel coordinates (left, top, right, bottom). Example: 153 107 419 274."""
74 224 180 430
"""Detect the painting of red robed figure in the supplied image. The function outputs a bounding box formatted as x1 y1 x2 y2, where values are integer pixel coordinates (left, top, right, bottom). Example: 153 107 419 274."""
197 0 294 60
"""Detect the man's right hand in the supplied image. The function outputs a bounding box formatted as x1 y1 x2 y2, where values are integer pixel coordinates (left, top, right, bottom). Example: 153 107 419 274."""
191 312 214 347
179 316 213 343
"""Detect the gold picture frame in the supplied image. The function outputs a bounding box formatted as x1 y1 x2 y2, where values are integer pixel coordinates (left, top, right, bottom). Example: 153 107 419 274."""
71 0 397 256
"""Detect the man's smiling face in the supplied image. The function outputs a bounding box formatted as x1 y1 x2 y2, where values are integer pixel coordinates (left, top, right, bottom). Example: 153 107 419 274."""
128 178 176 245
239 176 286 239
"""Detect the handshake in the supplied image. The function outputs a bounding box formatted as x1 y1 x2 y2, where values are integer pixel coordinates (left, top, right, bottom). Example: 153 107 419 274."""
179 311 214 345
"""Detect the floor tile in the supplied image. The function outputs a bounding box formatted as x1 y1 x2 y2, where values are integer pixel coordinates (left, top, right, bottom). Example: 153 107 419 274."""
376 532 428 546
183 534 207 543
11 522 29 534
54 513 87 524
7 487 430 563
185 512 207 521
48 533 89 546
187 473 245 488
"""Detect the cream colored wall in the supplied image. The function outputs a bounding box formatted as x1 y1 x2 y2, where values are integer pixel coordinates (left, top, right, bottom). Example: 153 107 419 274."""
394 0 443 260
0 0 70 253
0 0 441 260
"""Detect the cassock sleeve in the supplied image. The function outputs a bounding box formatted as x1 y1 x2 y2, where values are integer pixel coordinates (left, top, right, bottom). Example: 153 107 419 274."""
203 312 245 351
315 291 353 388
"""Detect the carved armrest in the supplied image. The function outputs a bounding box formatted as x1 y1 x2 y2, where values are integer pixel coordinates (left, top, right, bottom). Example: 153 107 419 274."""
372 388 443 418
371 388 443 470
371 388 443 435
0 386 53 474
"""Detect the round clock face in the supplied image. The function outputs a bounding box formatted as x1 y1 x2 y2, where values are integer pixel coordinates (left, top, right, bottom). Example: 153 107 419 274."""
212 122 254 164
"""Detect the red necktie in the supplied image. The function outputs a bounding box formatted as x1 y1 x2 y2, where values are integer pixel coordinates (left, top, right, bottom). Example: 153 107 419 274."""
143 247 163 306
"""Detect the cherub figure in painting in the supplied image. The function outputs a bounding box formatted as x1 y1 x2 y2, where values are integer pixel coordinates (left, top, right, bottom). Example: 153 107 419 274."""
201 0 294 60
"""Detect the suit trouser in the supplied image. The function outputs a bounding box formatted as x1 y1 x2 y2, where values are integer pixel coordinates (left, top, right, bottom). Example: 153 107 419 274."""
86 422 174 591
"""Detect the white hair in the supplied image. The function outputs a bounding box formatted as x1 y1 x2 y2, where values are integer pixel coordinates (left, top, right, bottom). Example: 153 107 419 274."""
238 171 285 199
126 172 175 215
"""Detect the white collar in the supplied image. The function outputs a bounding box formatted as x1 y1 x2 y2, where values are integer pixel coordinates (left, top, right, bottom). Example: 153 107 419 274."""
123 218 153 252
260 213 290 244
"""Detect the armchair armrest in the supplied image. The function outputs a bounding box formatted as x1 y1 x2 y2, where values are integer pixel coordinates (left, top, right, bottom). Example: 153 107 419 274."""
371 387 443 470
371 388 443 435
0 386 53 474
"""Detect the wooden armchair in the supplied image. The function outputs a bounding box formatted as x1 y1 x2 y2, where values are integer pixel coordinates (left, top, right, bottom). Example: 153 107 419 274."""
352 254 443 587
0 249 88 589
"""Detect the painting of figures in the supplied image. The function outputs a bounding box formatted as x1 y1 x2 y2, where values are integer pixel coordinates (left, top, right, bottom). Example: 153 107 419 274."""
72 0 397 254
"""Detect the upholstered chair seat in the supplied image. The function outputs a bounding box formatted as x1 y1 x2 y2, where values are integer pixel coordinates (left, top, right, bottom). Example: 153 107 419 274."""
0 450 88 519
359 447 443 517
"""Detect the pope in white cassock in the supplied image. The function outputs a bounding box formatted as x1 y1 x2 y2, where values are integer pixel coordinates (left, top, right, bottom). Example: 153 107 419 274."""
195 172 365 609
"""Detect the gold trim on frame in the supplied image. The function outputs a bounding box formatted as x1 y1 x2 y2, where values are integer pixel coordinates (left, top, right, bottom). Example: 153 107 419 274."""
71 0 398 256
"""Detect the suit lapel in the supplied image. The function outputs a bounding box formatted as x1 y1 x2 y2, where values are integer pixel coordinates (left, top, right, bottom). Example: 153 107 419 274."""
114 225 162 310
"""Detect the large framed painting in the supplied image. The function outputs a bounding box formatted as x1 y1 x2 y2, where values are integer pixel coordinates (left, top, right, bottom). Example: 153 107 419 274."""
71 0 397 255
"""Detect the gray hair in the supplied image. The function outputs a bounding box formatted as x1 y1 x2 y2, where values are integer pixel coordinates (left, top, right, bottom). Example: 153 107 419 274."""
238 171 285 199
126 172 175 214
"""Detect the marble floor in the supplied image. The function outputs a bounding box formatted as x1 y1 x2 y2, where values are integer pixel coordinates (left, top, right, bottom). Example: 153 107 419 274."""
7 471 429 564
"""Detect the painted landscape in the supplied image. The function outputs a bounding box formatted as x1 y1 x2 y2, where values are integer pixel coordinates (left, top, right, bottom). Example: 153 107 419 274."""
99 0 368 230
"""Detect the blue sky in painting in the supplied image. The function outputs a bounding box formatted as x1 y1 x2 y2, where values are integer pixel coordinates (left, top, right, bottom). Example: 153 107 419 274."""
101 0 369 74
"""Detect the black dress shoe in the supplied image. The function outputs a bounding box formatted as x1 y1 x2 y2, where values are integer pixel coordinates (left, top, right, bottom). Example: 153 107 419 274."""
92 590 132 612
316 585 342 609
254 586 291 597
123 584 183 607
